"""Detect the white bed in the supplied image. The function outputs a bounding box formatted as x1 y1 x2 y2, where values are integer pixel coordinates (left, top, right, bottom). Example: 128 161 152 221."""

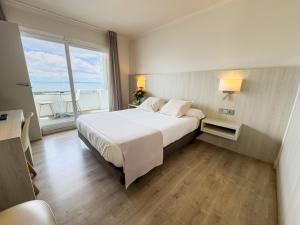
77 108 201 167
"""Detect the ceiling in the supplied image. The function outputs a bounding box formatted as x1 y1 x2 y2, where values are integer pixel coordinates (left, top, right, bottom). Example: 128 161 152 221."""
6 0 229 38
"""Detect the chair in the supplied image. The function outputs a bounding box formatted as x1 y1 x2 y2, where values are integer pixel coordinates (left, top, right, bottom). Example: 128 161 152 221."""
64 90 81 112
0 200 57 225
21 112 39 195
37 101 55 118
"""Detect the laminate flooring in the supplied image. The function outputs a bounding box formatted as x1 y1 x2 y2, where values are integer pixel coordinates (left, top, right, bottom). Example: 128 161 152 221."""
31 130 277 225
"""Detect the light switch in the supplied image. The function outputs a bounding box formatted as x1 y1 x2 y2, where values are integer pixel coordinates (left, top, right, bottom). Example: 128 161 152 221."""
218 108 235 116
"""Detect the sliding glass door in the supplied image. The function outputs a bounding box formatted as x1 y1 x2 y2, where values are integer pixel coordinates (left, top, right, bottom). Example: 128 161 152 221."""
21 35 108 134
69 46 109 113
22 36 75 133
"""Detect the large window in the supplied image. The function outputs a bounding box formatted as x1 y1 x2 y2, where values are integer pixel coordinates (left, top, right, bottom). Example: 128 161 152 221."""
21 35 108 133
70 46 109 111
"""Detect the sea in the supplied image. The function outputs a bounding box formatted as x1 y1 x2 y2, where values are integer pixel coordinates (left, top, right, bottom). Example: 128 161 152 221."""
31 81 105 93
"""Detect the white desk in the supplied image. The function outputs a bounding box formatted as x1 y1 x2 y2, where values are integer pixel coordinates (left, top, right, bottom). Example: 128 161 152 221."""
0 110 35 211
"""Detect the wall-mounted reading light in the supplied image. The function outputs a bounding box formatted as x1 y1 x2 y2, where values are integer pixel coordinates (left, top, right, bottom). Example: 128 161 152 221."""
219 78 243 100
136 76 146 90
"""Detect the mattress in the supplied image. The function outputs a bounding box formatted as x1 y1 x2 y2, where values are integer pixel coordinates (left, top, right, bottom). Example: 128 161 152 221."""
77 108 201 167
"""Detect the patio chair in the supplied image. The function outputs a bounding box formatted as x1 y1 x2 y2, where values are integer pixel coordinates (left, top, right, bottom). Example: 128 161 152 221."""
37 100 54 118
63 90 81 112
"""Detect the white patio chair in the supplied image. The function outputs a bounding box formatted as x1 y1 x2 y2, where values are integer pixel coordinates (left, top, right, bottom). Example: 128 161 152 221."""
37 100 54 118
63 90 81 112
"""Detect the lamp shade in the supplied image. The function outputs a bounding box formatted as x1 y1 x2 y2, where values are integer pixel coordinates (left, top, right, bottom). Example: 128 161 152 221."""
137 77 146 89
219 79 242 92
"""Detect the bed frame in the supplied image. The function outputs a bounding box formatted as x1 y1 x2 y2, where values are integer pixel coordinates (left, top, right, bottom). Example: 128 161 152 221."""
78 127 202 185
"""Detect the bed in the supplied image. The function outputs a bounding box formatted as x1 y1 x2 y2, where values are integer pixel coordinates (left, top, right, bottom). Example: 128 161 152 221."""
77 108 203 187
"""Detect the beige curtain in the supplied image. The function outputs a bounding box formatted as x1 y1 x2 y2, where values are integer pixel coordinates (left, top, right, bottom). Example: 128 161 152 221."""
0 0 6 21
108 31 122 111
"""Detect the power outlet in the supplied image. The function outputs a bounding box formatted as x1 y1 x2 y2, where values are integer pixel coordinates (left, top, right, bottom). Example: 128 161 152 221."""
218 108 235 116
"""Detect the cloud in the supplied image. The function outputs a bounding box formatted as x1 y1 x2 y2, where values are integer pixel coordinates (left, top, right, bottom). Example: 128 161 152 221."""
69 46 104 60
25 51 67 72
22 36 107 84
24 50 106 82
22 36 65 56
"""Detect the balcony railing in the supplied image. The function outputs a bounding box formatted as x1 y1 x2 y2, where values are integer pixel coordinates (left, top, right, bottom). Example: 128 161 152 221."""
33 89 108 118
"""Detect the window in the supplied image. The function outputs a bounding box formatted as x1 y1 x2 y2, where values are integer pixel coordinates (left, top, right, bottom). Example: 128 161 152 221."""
21 35 108 133
70 46 109 111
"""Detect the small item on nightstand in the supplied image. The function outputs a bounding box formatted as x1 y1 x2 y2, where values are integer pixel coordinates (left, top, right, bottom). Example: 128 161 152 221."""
0 114 8 121
134 90 146 104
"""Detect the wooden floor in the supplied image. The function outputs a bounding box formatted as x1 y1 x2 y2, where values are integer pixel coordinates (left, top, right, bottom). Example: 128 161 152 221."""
31 130 277 225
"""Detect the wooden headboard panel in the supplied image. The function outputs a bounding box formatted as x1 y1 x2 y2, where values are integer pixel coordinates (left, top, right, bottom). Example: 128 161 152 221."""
129 66 300 163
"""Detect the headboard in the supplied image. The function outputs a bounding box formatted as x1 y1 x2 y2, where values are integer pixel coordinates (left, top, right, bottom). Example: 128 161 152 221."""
129 66 300 163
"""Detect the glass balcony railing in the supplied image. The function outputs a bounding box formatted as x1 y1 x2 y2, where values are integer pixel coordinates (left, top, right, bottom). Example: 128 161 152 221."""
33 89 108 131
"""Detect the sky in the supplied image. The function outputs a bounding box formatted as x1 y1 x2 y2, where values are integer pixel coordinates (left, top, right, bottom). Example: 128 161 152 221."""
21 36 107 92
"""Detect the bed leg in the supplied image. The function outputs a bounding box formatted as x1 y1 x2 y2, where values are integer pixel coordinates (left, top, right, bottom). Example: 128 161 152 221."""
120 173 125 185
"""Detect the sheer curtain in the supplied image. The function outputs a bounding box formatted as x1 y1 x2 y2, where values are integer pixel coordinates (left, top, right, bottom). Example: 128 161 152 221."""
107 31 122 111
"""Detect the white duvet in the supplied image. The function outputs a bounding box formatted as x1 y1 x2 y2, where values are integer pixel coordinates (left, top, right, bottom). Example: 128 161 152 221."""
77 108 201 167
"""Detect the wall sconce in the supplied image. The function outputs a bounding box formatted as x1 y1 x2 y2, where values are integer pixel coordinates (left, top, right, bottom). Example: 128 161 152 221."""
136 76 146 90
219 78 243 100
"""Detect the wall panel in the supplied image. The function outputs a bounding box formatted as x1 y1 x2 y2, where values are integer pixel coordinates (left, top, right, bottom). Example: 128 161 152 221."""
129 67 300 163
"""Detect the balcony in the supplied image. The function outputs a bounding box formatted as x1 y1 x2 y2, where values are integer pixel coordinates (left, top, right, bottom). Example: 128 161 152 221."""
33 89 108 134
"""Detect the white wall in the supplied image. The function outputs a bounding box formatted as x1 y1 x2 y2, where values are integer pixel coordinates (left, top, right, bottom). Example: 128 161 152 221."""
130 0 300 74
0 22 42 140
277 85 300 225
3 3 107 48
2 2 130 107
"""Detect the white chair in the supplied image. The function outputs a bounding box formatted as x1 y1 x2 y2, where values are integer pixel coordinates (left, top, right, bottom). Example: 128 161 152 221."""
37 100 55 118
63 90 81 112
21 112 34 165
21 112 39 195
0 200 57 225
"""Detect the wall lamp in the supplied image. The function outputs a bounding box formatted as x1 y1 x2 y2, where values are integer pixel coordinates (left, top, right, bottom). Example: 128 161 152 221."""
136 76 146 90
219 78 243 100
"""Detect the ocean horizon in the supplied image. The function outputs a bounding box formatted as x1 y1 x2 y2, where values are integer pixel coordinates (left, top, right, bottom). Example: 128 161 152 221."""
31 81 106 92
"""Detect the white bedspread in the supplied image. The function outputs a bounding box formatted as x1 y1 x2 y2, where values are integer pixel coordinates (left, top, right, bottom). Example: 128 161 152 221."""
77 108 201 167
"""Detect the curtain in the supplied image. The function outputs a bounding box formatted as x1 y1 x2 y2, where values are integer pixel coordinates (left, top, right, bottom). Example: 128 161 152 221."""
0 0 6 21
108 31 122 111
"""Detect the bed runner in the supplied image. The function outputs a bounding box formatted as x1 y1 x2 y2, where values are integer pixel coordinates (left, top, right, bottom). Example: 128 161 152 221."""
77 111 163 188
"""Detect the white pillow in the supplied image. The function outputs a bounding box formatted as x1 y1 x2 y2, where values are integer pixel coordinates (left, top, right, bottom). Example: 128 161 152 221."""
185 108 205 120
158 100 166 110
139 97 165 112
159 99 192 117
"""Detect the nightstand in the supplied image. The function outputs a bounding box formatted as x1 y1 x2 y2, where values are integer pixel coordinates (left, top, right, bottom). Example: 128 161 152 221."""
128 104 139 109
201 118 242 141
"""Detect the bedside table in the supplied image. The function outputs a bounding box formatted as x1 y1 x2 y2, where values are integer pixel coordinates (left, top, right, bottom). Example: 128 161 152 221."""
201 118 242 141
128 104 139 109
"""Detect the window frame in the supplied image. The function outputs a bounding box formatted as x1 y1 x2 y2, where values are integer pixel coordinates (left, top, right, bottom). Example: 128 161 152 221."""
21 29 109 119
